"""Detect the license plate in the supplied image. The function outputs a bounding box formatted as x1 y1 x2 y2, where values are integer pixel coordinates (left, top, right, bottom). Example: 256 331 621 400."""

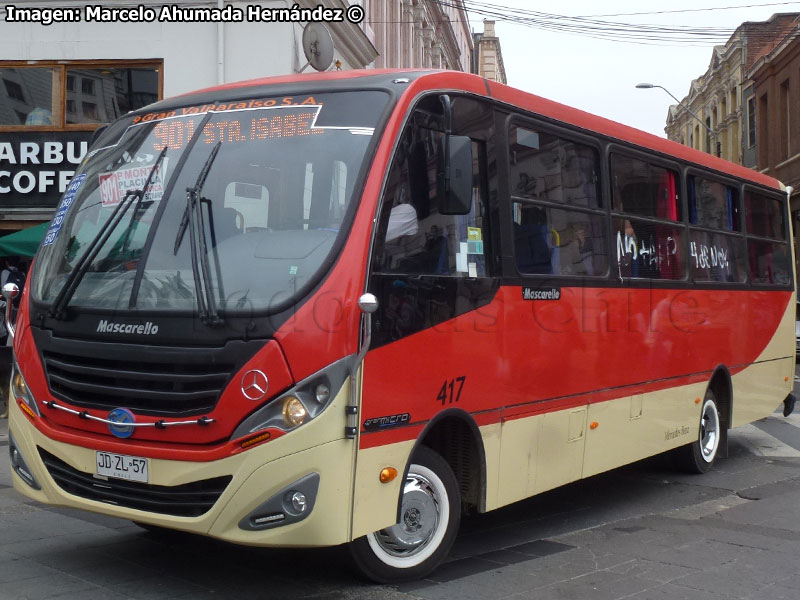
96 451 148 483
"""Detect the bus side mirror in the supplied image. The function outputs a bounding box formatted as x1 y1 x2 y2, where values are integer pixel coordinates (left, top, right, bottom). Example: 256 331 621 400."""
437 134 473 215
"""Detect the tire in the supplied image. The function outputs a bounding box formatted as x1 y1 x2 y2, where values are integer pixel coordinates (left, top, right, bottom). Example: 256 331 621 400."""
350 446 461 583
675 389 721 474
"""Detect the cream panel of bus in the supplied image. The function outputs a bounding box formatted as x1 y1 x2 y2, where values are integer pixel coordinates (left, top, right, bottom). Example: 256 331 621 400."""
730 294 795 427
582 384 707 478
495 406 587 509
731 360 793 427
351 421 503 537
9 377 357 547
351 439 415 539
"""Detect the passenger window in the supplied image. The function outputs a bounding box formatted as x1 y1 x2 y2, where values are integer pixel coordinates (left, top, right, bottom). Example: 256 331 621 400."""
689 230 746 283
509 126 600 209
614 218 684 280
688 176 739 231
514 204 607 276
611 155 680 221
509 124 607 276
745 191 785 240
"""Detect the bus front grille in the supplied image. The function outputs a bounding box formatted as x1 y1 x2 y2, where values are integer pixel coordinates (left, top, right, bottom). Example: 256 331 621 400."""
41 348 230 416
39 448 232 518
32 329 267 417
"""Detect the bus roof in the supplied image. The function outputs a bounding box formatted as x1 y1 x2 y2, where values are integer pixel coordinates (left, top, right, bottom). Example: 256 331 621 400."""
145 69 780 191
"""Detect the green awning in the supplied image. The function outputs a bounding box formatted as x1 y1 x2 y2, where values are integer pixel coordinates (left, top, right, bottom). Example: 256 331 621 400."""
0 222 49 257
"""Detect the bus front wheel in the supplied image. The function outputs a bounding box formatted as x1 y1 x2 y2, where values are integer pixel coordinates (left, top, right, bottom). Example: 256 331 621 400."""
350 446 460 583
676 390 721 474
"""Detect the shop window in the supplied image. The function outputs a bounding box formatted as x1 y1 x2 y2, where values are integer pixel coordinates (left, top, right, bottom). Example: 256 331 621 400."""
0 62 160 129
0 66 59 126
66 67 159 125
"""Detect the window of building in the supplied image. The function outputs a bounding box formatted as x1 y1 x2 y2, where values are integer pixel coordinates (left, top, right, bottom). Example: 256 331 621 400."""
66 67 159 125
509 124 607 276
780 78 790 160
0 61 161 130
758 93 769 162
0 66 59 126
747 97 756 149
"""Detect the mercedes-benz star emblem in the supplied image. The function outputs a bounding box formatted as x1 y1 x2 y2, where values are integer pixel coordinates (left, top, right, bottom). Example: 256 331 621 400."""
241 369 269 401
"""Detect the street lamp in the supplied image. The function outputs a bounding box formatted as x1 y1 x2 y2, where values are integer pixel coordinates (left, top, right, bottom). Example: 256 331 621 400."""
636 83 717 156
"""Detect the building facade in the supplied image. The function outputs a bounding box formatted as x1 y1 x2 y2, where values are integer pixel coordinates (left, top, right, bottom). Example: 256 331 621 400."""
473 20 506 83
664 14 799 166
366 0 472 70
745 17 800 271
0 0 377 232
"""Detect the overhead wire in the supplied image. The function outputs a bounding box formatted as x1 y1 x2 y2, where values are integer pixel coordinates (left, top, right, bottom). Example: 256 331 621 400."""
430 0 800 46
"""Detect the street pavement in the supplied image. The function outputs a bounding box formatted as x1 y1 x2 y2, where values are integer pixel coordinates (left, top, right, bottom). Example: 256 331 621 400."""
2 386 800 599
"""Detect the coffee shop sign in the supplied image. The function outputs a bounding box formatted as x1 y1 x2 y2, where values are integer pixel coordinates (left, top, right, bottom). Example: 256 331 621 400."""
0 138 88 197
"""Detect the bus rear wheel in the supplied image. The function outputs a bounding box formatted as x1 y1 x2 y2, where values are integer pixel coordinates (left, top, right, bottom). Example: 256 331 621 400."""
350 446 460 583
676 390 721 474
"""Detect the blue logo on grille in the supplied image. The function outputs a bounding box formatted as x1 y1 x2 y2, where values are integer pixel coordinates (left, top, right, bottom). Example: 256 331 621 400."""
107 408 135 439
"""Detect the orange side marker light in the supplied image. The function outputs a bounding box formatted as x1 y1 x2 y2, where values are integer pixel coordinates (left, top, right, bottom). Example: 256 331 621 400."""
380 467 398 483
785 377 790 382
590 421 599 430
240 432 271 449
695 397 702 404
17 400 36 420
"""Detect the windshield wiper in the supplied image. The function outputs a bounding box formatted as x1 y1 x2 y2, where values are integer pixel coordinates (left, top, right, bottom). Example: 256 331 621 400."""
50 149 168 320
120 146 168 255
174 142 225 326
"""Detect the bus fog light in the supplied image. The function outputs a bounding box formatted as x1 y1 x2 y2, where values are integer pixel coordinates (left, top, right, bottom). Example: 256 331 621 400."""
314 383 330 404
290 491 307 513
282 396 308 427
8 432 40 490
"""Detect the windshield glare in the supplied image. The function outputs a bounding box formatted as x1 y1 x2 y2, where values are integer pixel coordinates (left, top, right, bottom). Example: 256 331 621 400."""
33 91 387 314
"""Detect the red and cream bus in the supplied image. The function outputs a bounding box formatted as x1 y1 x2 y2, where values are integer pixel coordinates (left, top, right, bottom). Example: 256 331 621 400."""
5 69 796 582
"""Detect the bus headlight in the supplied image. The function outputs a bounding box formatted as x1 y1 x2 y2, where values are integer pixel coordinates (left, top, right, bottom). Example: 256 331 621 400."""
282 396 308 427
11 362 39 417
231 356 353 444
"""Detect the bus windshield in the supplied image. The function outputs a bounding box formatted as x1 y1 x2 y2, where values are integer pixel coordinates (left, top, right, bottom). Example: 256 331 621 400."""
33 90 388 315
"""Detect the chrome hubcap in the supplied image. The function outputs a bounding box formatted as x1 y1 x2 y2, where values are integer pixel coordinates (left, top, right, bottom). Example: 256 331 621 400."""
700 400 719 462
372 472 441 557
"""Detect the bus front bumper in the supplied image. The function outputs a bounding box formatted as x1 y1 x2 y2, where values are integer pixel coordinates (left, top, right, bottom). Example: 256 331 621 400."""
8 403 356 548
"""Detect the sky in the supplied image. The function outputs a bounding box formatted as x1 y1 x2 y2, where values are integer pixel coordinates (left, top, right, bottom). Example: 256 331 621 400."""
463 1 800 138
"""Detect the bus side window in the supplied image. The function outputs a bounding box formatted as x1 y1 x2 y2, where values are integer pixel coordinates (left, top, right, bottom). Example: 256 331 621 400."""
509 124 607 277
610 154 683 280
